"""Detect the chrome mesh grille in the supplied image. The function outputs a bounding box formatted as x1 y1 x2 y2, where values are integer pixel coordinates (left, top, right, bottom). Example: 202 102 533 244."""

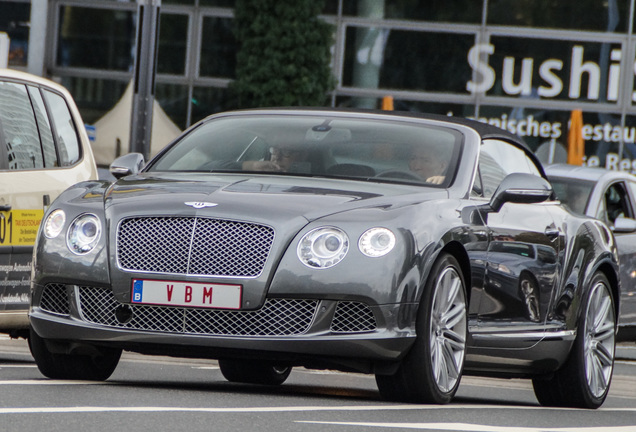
117 217 275 277
40 284 70 316
330 301 377 333
78 287 318 336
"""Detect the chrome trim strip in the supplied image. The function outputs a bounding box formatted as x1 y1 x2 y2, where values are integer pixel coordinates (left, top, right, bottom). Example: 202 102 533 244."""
471 330 576 341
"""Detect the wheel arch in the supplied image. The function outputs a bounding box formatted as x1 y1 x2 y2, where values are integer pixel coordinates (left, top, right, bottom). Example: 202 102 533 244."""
595 260 620 321
439 241 471 304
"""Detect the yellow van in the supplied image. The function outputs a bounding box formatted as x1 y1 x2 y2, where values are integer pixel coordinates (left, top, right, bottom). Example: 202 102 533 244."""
0 69 97 336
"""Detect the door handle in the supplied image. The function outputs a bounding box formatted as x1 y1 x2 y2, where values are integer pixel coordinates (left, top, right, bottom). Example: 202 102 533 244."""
545 227 560 238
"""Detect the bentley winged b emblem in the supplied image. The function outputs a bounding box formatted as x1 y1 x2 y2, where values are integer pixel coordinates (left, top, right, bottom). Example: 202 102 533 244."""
184 201 218 209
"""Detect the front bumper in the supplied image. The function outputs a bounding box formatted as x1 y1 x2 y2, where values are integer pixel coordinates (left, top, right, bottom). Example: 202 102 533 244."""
30 283 416 373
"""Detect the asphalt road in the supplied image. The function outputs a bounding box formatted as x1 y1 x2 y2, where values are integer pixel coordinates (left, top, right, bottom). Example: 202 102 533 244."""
0 336 634 432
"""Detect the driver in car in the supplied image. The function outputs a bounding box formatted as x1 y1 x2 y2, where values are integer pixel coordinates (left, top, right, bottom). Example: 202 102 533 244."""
242 146 308 172
206 144 309 172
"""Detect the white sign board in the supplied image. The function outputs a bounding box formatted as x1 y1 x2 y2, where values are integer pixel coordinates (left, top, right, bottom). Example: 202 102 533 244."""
0 32 9 69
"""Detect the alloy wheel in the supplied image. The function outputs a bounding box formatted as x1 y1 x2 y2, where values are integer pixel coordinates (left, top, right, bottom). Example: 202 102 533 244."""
429 266 467 393
584 280 615 398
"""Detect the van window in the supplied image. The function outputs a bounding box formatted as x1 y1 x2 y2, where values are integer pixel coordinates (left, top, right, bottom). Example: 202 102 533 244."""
43 90 81 166
28 86 58 168
0 82 44 170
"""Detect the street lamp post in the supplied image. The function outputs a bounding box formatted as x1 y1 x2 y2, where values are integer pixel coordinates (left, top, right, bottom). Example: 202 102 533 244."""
129 0 161 161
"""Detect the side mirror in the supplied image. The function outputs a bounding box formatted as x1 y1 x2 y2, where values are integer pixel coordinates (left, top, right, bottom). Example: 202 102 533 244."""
109 153 145 179
489 173 553 213
613 215 636 233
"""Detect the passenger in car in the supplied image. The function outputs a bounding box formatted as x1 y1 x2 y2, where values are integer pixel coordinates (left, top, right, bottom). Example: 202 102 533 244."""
408 143 450 184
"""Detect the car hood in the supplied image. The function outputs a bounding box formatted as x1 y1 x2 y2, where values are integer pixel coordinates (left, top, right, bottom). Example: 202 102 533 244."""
103 172 447 225
77 172 450 309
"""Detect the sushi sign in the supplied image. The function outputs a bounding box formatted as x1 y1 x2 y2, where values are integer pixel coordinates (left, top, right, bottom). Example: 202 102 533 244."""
466 43 634 102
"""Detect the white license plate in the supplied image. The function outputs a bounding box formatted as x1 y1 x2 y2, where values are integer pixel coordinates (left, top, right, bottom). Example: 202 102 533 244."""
131 279 242 309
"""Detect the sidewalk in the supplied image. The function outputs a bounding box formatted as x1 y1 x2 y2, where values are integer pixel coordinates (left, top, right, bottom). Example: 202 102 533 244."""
617 342 636 361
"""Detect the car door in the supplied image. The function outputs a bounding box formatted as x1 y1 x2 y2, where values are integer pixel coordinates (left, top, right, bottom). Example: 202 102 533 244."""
471 139 561 348
605 180 636 329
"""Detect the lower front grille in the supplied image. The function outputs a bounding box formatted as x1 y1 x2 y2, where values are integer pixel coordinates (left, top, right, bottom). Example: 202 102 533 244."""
331 301 377 333
40 284 71 316
39 285 379 336
78 287 318 336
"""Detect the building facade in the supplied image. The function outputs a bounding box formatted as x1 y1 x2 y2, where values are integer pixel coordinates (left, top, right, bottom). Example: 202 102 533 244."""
3 0 636 169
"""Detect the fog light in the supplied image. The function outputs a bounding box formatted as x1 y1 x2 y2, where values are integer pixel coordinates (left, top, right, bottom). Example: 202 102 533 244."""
115 305 133 324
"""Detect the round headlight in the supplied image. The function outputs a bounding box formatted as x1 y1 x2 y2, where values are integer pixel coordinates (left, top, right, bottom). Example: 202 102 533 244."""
67 214 102 255
359 227 396 257
43 209 66 239
297 227 349 269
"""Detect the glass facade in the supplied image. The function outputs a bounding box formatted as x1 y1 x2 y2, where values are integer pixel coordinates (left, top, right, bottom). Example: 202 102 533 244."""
56 5 135 71
486 0 630 32
199 16 236 78
157 13 189 75
0 0 30 67
6 0 636 170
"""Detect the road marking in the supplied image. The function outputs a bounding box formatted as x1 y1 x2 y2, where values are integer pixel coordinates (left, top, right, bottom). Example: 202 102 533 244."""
0 365 37 368
0 404 634 414
296 422 636 432
0 380 102 385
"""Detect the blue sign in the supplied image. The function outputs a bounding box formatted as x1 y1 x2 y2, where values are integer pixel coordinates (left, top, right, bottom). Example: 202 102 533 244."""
132 280 143 303
85 124 96 142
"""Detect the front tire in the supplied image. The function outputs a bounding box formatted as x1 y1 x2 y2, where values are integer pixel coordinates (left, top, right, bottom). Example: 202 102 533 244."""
532 272 616 408
376 253 467 404
219 359 292 385
29 327 121 381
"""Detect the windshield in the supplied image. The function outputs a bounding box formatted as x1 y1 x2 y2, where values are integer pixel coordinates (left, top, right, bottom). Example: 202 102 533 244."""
148 114 463 187
548 176 595 215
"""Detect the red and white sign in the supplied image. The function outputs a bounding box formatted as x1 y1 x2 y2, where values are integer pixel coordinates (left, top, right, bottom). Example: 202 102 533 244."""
131 279 241 309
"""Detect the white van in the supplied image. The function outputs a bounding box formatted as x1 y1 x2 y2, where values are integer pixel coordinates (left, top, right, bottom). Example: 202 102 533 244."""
0 69 97 336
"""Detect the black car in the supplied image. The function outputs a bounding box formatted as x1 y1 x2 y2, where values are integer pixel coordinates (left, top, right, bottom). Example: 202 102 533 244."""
546 163 636 340
29 109 620 408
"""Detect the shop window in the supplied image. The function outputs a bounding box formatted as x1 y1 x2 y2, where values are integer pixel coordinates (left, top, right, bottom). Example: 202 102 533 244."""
485 36 623 105
56 6 135 71
0 1 30 67
488 0 629 33
191 87 233 125
343 27 474 94
163 0 195 4
158 13 189 75
62 77 128 125
155 83 189 130
199 0 235 6
335 0 480 22
199 16 236 78
335 96 473 117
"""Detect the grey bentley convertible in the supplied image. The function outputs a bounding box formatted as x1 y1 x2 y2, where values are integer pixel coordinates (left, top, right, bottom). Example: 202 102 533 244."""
29 108 620 408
